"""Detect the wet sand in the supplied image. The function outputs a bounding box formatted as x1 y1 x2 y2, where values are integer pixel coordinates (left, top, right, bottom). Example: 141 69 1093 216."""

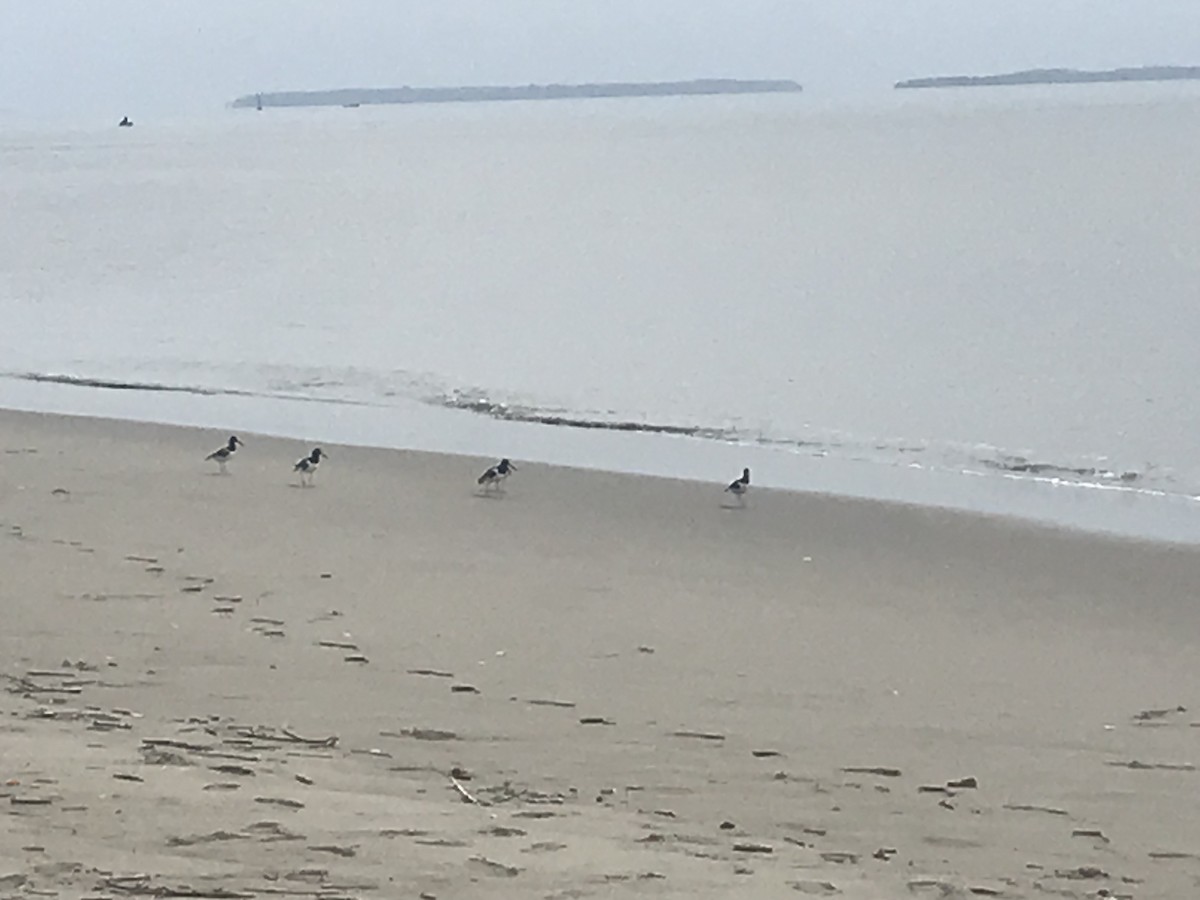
2 408 1198 898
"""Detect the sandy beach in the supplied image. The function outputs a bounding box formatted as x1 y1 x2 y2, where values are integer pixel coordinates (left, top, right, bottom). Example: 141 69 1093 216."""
2 407 1198 899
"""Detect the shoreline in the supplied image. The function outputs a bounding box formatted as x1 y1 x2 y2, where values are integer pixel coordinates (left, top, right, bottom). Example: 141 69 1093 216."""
2 406 1199 896
0 404 1113 545
2 387 1199 548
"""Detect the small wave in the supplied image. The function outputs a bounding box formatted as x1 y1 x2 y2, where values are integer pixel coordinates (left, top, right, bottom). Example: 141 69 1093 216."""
434 391 739 440
5 370 1178 500
434 388 1177 497
11 372 248 396
3 371 373 407
982 453 1142 485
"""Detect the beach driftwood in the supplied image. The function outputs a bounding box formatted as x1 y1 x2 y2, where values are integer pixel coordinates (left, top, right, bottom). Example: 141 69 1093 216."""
1133 705 1186 721
2 674 85 695
143 738 212 751
789 880 840 895
254 796 305 809
385 727 458 741
1055 866 1108 880
842 766 901 777
450 774 488 806
167 831 248 847
1106 760 1195 771
820 851 859 864
308 844 357 857
672 730 725 741
100 876 253 898
209 765 254 777
467 856 521 877
1003 803 1069 816
228 726 337 747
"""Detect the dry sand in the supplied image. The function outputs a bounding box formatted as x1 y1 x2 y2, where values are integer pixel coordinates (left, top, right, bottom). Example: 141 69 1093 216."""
1 408 1198 899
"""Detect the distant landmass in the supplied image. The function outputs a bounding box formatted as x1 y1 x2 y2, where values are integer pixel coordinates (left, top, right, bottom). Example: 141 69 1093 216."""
896 66 1200 90
231 79 803 110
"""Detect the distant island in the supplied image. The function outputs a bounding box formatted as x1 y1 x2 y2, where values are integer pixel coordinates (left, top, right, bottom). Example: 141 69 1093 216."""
896 66 1200 90
231 79 803 110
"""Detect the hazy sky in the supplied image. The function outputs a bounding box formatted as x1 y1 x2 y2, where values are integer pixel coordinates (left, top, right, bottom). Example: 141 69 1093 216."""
2 1 1199 120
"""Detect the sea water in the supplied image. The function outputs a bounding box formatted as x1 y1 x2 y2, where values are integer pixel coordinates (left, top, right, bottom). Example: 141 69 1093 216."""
3 86 1200 541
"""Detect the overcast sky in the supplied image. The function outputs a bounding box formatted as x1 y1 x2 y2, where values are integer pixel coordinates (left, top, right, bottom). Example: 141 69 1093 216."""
3 1 1199 121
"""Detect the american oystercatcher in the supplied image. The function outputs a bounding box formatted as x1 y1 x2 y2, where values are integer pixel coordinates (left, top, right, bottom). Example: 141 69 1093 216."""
293 448 326 487
205 435 243 474
477 458 516 493
724 467 750 505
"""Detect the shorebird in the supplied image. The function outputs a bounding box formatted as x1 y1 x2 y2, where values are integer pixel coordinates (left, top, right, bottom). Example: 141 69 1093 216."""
477 458 516 493
205 435 243 474
724 467 750 506
293 448 326 487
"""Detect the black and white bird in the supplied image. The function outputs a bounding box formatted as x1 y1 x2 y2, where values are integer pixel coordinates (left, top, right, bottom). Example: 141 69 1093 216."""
724 467 751 505
293 447 326 487
477 457 516 492
205 435 243 474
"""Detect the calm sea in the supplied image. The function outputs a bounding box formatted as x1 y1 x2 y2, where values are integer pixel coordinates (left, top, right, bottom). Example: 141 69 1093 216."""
3 85 1200 541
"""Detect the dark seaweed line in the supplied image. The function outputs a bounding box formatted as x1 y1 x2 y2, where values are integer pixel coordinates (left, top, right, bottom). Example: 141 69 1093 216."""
12 372 248 396
4 372 375 407
981 456 1141 483
515 413 733 440
435 393 1162 492
434 395 737 440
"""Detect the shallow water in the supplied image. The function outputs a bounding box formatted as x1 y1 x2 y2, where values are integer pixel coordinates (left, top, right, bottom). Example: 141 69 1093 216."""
3 86 1200 541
